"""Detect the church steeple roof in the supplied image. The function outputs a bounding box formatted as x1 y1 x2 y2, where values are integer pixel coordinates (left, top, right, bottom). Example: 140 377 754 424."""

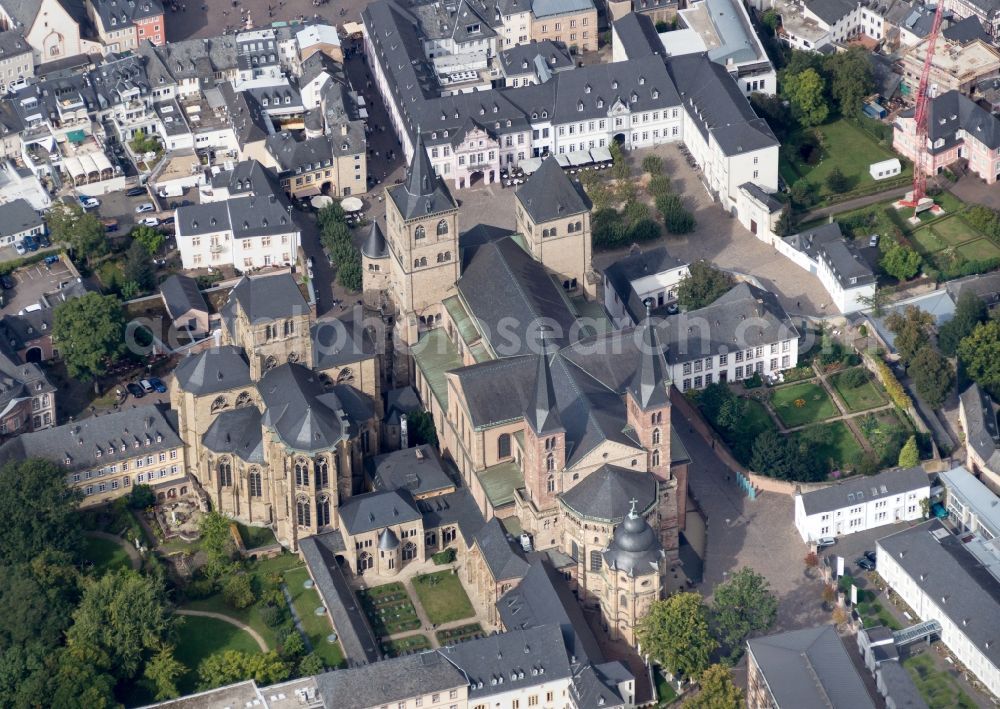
629 305 670 411
361 219 388 259
525 336 563 435
387 132 457 220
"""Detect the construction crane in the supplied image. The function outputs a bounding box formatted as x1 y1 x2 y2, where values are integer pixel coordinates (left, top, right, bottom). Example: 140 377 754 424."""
904 1 946 208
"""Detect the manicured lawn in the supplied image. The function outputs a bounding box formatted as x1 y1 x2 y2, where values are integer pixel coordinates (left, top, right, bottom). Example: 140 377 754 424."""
793 421 865 475
83 535 133 574
770 381 838 428
910 225 948 254
830 368 888 412
958 238 1000 261
381 633 431 658
857 600 903 631
235 522 277 550
933 214 981 245
904 653 978 709
283 567 345 669
436 623 484 645
654 668 679 706
174 615 261 695
357 582 421 637
780 119 907 198
412 571 476 625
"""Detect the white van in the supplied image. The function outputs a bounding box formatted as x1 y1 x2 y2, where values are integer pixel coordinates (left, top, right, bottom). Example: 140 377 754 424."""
18 303 41 315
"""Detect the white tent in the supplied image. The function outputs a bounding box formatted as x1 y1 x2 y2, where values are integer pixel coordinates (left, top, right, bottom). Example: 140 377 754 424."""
519 157 542 175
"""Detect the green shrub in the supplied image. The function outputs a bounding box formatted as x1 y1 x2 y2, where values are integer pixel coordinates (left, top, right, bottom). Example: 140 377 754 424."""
185 577 218 600
869 357 912 410
259 603 287 628
432 548 457 565
641 154 663 175
648 174 672 200
222 573 256 609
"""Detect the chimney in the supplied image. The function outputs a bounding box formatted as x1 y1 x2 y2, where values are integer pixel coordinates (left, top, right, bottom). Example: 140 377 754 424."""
400 413 409 448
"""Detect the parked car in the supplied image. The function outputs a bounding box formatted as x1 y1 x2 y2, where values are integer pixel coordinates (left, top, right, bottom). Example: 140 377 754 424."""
139 379 155 394
147 377 167 393
18 303 41 315
102 218 119 233
0 275 14 290
869 234 879 248
79 196 100 210
160 216 175 226
857 557 875 571
14 241 25 255
816 536 837 549
22 235 38 252
37 234 50 247
43 254 59 266
135 202 155 213
125 186 147 197
126 382 145 398
140 217 159 228
864 550 877 564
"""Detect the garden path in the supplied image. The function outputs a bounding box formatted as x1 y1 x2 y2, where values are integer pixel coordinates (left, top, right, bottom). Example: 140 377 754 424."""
175 609 268 652
811 366 880 455
383 577 484 649
85 530 141 570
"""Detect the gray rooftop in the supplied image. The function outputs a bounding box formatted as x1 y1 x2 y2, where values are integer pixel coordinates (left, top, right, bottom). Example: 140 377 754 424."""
748 625 876 709
159 274 208 322
960 383 1000 470
388 134 457 221
338 488 422 535
201 406 264 463
560 464 657 523
603 246 688 324
900 90 1000 152
313 650 466 708
258 363 350 452
473 516 530 581
416 486 486 544
799 466 929 516
222 272 308 330
785 222 876 290
366 444 454 497
174 345 251 396
515 156 591 223
0 198 41 239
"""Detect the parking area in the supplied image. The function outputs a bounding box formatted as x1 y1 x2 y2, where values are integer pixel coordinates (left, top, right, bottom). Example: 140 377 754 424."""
823 519 916 575
1 258 76 314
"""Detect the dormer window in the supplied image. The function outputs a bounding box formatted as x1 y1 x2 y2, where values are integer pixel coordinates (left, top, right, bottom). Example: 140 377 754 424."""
652 89 659 99
432 131 437 139
638 76 645 85
612 80 618 89
630 93 638 103
577 101 584 111
443 130 448 137
597 99 604 108
585 84 591 93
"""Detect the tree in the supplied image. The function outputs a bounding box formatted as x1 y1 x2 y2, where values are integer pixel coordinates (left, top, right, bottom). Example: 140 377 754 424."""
897 435 919 468
781 68 828 127
825 167 850 193
774 207 793 237
52 292 126 382
0 459 82 564
856 287 893 316
658 194 696 235
130 129 162 156
938 290 986 356
222 573 256 610
711 567 778 655
884 306 933 365
642 154 663 175
299 652 325 676
197 650 290 690
129 484 157 510
750 431 796 479
910 346 954 408
959 320 1000 397
637 592 716 681
50 643 119 709
880 242 922 281
67 568 176 678
281 631 305 660
131 224 165 255
823 47 874 118
610 141 630 180
124 240 155 293
788 180 816 208
684 664 744 709
145 644 186 701
45 202 107 266
677 261 735 311
840 367 867 389
804 551 819 570
199 511 235 573
750 92 793 140
408 409 438 447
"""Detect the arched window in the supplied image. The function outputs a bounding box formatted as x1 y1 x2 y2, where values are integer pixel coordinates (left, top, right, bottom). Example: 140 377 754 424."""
414 225 425 240
248 468 262 497
357 551 373 574
497 433 511 459
211 396 228 413
403 541 417 561
546 475 555 493
590 549 602 572
317 496 330 527
652 428 661 445
284 319 294 336
218 459 232 486
546 453 555 472
549 226 557 236
542 228 549 238
315 457 329 488
444 251 451 261
436 219 448 235
652 449 660 467
574 221 582 232
295 459 309 487
571 540 580 561
436 252 444 263
235 391 252 408
620 595 628 608
296 497 311 527
414 258 421 268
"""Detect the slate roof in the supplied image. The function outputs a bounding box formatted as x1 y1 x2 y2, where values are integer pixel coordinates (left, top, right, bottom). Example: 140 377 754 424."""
531 0 594 18
388 134 457 220
174 345 251 396
0 404 181 474
384 385 421 425
612 12 663 59
159 274 208 321
804 0 856 25
740 182 783 213
499 40 574 78
659 281 798 365
900 90 1000 151
877 660 929 709
313 650 466 707
265 131 334 173
361 219 387 259
943 15 991 44
473 517 530 581
366 444 454 497
603 511 663 577
439 624 573 700
222 272 308 329
498 557 606 664
416 487 486 544
259 363 349 451
0 198 41 239
666 53 778 156
2 0 44 29
139 35 238 84
337 488 422 535
201 406 264 463
785 222 876 289
456 236 578 357
799 466 929 516
515 157 591 223
879 520 1000 672
603 246 687 324
960 383 1000 470
560 465 657 523
311 315 379 371
0 30 29 59
299 534 382 666
176 192 296 240
92 0 163 31
747 625 876 709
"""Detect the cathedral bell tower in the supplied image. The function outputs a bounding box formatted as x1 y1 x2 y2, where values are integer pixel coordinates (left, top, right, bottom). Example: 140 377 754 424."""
522 335 565 511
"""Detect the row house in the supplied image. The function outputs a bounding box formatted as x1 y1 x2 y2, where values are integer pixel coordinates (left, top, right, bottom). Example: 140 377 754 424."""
88 0 165 53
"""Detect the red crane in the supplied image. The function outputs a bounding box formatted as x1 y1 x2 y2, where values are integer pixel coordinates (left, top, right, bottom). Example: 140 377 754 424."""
905 2 946 207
